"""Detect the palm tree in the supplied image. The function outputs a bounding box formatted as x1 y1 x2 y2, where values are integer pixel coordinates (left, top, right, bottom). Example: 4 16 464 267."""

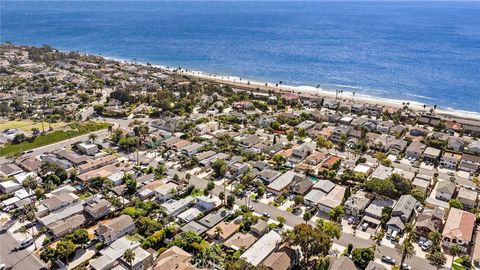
89 133 98 144
428 231 442 249
449 244 461 269
214 226 223 239
185 173 191 187
123 248 135 269
19 224 28 237
396 238 415 269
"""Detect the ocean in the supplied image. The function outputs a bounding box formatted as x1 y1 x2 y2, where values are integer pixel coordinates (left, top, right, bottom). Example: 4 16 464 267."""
1 1 479 112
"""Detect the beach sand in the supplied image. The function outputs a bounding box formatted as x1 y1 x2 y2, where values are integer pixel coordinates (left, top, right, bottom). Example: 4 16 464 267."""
160 67 480 121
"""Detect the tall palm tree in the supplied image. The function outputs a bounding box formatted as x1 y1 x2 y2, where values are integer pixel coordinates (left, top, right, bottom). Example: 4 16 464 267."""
185 173 191 187
123 248 135 270
396 236 415 270
89 133 98 144
428 231 442 249
449 244 461 269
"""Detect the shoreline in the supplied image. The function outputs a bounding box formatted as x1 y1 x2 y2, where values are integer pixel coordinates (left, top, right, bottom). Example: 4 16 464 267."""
102 55 480 121
158 66 480 121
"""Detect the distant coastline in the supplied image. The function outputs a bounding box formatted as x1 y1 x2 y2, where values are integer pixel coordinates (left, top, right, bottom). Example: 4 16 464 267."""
104 55 480 121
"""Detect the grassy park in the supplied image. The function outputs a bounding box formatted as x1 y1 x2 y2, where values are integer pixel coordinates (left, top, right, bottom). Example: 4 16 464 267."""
0 122 111 157
0 119 66 132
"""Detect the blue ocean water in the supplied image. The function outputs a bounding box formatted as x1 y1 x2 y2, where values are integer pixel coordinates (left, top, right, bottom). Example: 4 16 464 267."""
1 1 479 112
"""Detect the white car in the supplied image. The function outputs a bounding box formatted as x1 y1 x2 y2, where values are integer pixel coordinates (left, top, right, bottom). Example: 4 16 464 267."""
19 237 34 249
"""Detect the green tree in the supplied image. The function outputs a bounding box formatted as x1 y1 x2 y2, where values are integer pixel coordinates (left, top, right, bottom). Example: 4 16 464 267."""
226 194 235 208
448 199 463 209
207 181 215 191
294 195 304 206
317 136 333 149
298 128 307 138
303 211 311 224
283 224 332 268
56 239 77 262
123 173 137 194
329 205 345 223
352 246 375 269
396 233 415 270
427 251 446 270
287 130 294 141
449 244 462 269
381 206 393 225
211 159 228 178
40 247 57 263
67 229 89 245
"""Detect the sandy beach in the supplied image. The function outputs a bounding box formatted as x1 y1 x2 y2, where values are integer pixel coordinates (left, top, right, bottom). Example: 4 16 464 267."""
157 66 480 121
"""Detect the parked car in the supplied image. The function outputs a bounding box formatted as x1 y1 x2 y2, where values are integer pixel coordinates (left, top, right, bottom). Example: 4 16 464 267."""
19 237 34 249
421 240 433 251
361 222 369 231
348 216 355 225
263 212 271 218
381 256 396 265
248 206 255 212
401 264 412 270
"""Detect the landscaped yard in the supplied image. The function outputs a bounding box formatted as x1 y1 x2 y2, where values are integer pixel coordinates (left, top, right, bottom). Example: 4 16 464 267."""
0 122 111 156
0 119 66 132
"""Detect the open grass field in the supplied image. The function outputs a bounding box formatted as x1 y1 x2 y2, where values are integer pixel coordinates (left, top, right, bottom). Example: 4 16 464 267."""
0 120 66 132
0 122 111 157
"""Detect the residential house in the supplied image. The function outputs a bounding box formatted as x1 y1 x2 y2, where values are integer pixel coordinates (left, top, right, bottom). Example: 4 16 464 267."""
415 207 444 237
423 147 442 165
405 142 426 160
447 136 464 152
370 165 393 181
317 185 346 214
457 187 478 209
261 244 297 270
90 237 141 270
96 215 136 244
77 142 99 155
267 171 305 195
241 230 283 267
197 208 232 229
206 217 241 242
330 256 356 270
330 126 351 144
251 220 269 237
153 246 198 270
377 121 394 133
78 155 117 174
435 181 456 201
344 191 372 217
473 228 480 267
363 197 396 227
161 197 195 217
289 142 315 164
224 232 258 251
459 154 480 173
412 175 431 192
288 177 313 196
440 152 462 170
85 198 112 220
463 125 480 137
386 195 417 233
389 139 408 155
0 163 23 178
442 208 476 253
466 141 480 155
258 169 281 184
154 182 179 202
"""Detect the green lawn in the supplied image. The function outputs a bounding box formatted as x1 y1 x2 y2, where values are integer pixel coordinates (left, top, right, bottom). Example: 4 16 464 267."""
0 122 111 157
0 120 66 132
